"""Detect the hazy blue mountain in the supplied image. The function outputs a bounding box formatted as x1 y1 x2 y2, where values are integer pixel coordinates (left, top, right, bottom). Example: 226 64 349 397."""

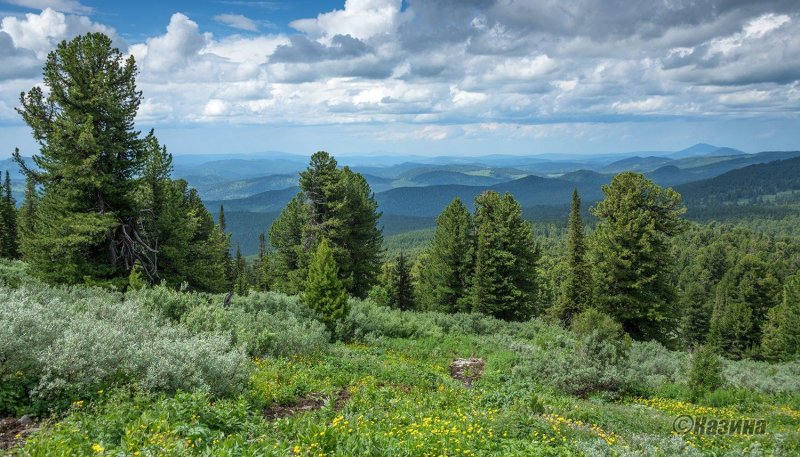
676 155 800 206
409 171 507 186
558 170 611 186
173 157 308 179
668 143 744 159
190 174 298 200
601 156 675 173
205 187 299 213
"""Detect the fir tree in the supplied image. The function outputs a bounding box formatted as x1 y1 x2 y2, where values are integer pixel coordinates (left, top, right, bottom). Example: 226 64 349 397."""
590 172 687 341
417 198 474 312
471 191 539 321
552 189 591 326
388 252 415 310
15 33 147 284
303 238 348 333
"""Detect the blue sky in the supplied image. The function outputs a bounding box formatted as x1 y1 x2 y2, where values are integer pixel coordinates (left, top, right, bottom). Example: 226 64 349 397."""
1 0 799 157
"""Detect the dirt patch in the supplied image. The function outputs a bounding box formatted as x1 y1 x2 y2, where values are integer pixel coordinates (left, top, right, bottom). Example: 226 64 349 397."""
450 358 485 387
264 389 350 421
0 416 38 451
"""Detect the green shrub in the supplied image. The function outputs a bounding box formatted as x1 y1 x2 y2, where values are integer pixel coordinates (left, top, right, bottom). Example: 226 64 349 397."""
0 283 249 415
688 344 723 399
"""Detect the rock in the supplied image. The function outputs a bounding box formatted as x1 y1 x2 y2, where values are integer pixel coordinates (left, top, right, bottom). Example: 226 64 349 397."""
17 416 32 426
450 357 485 387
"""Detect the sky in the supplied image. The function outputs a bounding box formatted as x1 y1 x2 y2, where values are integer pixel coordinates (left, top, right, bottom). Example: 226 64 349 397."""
1 0 799 158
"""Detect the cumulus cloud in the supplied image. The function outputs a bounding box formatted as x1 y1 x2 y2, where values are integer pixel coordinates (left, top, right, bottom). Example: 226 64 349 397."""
0 7 121 58
214 13 259 32
1 0 799 141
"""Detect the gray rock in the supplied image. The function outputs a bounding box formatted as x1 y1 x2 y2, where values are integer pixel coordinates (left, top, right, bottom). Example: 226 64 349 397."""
17 415 33 426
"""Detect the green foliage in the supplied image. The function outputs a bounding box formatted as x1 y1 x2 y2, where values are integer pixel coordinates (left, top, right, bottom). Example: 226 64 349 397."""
417 198 474 312
128 260 145 291
303 239 349 333
687 345 723 399
708 287 755 360
269 193 310 294
471 191 540 321
551 189 591 325
590 172 688 341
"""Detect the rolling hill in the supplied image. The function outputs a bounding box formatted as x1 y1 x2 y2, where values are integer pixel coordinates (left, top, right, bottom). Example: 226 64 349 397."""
676 155 800 206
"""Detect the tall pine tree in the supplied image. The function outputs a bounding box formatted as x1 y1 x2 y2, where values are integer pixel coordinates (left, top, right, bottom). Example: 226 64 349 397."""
417 198 474 312
552 189 590 325
15 33 147 284
590 172 687 341
471 191 539 321
18 170 37 249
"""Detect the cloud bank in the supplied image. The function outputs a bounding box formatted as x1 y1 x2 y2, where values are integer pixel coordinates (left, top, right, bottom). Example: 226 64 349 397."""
0 0 798 152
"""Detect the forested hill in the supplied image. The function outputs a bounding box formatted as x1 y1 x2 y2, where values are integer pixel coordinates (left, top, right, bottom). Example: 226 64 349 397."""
676 154 800 206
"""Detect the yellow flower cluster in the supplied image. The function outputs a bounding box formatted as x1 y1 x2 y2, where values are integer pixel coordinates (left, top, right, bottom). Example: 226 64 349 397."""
634 397 737 419
540 413 621 446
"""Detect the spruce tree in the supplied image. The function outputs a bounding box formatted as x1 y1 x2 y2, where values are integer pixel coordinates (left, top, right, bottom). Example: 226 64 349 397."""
708 285 754 360
552 188 591 326
471 191 539 321
255 232 271 291
590 172 687 341
417 198 474 312
388 252 415 310
0 170 18 258
15 33 147 284
218 205 227 233
303 238 348 333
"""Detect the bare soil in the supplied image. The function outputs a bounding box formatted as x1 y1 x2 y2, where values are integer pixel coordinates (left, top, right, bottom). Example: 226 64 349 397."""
264 389 350 421
450 357 485 387
0 416 38 451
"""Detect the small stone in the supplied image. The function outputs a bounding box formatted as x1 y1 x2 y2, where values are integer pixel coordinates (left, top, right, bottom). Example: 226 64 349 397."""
17 415 33 426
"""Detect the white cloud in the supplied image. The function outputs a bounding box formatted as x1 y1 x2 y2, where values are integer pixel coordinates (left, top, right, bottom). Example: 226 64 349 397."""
214 13 259 32
0 7 120 58
290 0 402 42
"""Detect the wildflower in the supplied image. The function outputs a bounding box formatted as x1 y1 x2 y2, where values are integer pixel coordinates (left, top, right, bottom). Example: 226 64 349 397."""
91 443 104 453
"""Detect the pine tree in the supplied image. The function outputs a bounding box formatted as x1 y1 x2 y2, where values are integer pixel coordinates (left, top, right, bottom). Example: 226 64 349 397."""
590 172 687 341
15 33 147 284
417 198 474 312
388 252 415 310
303 238 348 333
0 170 19 258
471 191 539 321
688 345 722 399
552 189 591 325
270 152 382 298
761 275 800 361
